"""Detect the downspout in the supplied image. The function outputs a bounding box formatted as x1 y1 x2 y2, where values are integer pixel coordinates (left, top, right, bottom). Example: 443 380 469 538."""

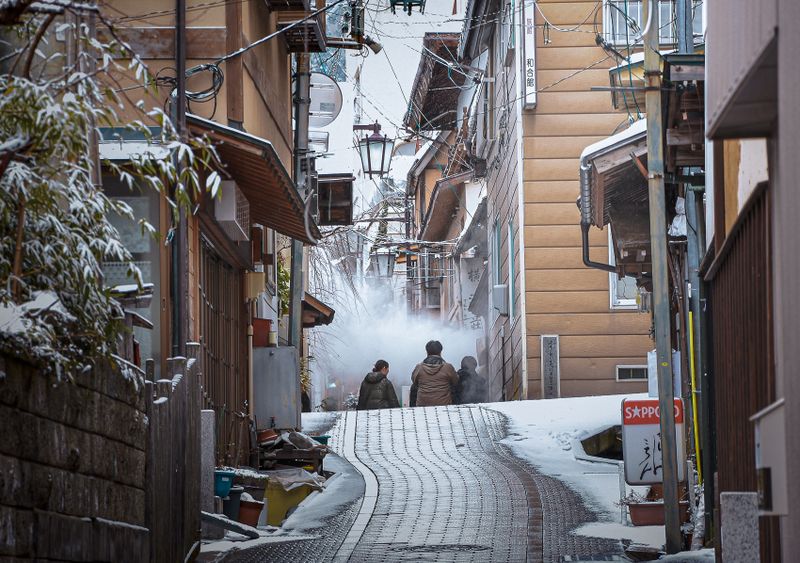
579 159 617 273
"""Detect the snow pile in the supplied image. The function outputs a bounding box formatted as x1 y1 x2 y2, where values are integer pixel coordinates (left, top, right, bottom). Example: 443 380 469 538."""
658 548 715 561
491 394 668 548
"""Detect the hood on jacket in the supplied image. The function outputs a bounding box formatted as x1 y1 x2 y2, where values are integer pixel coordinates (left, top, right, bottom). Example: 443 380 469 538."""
419 362 445 376
365 371 386 384
423 355 444 366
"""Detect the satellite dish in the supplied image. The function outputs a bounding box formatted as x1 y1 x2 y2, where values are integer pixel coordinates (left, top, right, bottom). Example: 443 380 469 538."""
307 73 343 128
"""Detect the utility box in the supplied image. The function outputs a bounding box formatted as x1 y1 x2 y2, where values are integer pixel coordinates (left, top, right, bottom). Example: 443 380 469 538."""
253 347 300 430
751 398 787 515
492 284 508 316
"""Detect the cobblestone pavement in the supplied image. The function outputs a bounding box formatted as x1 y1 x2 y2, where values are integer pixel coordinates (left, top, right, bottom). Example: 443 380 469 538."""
222 406 623 563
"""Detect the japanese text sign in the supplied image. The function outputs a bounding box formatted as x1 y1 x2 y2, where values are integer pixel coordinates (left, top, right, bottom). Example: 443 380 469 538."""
522 0 537 108
621 398 686 485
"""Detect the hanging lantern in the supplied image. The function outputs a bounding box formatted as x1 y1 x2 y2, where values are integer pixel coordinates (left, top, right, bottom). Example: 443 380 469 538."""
355 122 393 178
389 0 425 15
369 249 396 278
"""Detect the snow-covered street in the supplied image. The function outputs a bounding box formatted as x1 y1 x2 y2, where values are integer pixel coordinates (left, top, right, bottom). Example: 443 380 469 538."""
209 395 702 562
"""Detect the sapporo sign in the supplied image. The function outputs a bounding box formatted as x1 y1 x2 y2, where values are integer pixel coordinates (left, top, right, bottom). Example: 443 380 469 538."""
621 398 686 485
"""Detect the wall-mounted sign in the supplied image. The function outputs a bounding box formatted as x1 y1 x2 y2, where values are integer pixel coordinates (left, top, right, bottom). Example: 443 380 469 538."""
522 0 537 109
622 398 686 485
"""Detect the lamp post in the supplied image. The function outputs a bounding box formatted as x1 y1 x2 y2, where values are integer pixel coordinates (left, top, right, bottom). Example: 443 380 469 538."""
354 122 393 178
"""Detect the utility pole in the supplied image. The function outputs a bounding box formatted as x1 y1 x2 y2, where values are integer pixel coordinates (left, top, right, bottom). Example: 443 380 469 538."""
643 0 681 553
173 0 188 356
288 53 311 349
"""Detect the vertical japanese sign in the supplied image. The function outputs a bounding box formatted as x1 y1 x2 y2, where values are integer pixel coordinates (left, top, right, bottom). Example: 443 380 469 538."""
622 398 686 485
522 0 537 108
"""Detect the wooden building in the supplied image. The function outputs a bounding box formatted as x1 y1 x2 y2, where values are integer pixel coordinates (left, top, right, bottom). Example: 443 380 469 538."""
100 0 326 462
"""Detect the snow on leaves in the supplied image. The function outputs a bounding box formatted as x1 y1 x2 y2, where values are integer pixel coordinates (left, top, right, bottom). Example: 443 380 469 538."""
0 14 218 377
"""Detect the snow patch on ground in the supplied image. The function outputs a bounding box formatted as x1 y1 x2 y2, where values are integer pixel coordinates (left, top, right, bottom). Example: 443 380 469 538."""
301 412 339 436
489 393 663 548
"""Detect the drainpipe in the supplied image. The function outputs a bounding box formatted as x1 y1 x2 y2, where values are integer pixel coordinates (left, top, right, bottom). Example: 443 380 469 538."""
579 160 617 273
289 53 311 349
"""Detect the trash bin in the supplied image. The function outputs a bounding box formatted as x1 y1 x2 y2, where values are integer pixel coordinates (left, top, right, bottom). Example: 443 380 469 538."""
222 486 244 521
214 470 236 498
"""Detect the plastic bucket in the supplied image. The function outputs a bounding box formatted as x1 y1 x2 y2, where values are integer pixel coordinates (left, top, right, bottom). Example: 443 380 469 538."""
222 486 244 521
214 470 236 498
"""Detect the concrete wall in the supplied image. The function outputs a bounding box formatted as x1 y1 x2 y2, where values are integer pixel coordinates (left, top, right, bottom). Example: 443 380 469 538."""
522 0 650 399
0 355 149 561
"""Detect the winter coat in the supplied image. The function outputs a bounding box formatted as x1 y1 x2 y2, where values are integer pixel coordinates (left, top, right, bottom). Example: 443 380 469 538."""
357 372 400 410
411 355 459 407
455 367 488 404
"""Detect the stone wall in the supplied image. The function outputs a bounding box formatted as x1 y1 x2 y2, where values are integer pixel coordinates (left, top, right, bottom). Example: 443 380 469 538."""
0 354 149 561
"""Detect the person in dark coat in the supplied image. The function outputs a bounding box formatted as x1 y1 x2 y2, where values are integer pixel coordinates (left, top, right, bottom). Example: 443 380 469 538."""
357 360 400 410
455 356 488 404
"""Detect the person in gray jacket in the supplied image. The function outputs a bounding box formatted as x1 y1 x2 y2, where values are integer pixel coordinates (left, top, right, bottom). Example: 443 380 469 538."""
411 340 459 407
357 360 400 410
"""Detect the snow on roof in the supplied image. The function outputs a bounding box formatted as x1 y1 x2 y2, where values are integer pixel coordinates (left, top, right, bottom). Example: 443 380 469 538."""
580 118 647 161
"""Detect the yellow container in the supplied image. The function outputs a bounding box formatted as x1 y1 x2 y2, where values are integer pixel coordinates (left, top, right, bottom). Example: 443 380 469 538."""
265 480 313 526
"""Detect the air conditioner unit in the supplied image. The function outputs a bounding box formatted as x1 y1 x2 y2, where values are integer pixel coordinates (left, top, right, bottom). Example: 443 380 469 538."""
493 284 508 316
215 181 250 242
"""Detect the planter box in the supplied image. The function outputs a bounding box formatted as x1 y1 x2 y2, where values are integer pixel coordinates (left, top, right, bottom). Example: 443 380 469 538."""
629 501 690 526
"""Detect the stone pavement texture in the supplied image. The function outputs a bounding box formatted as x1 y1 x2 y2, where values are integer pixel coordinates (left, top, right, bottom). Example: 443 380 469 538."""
222 406 621 563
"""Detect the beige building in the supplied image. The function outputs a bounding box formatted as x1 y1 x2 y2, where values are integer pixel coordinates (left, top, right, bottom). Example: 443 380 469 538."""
520 0 652 398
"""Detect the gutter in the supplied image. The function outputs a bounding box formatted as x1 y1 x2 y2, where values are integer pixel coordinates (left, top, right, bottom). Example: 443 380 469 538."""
578 120 648 274
579 160 616 273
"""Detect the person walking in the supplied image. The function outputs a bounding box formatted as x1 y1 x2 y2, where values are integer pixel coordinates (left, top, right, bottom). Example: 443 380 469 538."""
357 360 400 410
455 356 488 404
411 340 459 407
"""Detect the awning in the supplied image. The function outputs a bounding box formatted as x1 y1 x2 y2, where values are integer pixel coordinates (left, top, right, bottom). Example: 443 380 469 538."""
187 114 320 244
403 33 465 131
580 119 648 229
454 196 487 256
420 169 473 241
302 292 335 328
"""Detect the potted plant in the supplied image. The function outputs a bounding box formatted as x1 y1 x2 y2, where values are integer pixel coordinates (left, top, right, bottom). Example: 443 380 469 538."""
619 489 690 526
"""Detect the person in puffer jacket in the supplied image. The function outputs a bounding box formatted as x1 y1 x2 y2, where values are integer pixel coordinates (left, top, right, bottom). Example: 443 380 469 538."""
411 340 459 407
357 359 400 410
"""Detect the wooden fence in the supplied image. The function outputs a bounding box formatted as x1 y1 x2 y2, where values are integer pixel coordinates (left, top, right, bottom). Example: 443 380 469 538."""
144 344 202 563
707 183 780 560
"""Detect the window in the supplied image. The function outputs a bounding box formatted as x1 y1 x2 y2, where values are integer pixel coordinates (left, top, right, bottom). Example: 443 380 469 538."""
102 173 162 374
604 0 703 46
493 218 502 284
608 229 639 309
616 365 648 381
507 219 515 319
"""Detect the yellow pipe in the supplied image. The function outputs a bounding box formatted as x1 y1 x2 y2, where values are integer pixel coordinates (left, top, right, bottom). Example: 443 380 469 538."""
688 311 703 484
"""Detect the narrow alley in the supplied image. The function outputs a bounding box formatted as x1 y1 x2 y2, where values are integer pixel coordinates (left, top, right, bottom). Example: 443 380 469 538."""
223 406 619 562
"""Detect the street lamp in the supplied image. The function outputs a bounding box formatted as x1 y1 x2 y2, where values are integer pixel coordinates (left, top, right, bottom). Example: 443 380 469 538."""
355 122 393 178
369 248 396 278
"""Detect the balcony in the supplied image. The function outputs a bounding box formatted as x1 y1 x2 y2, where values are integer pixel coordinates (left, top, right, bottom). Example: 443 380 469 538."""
275 0 327 53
